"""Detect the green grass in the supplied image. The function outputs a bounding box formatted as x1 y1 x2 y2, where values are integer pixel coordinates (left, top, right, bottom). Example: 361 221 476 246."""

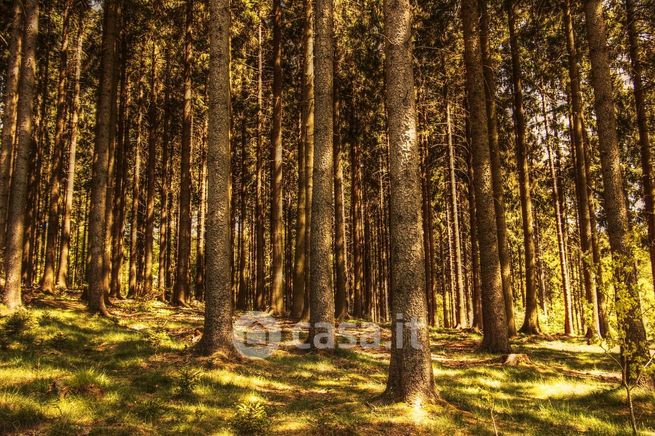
0 296 653 435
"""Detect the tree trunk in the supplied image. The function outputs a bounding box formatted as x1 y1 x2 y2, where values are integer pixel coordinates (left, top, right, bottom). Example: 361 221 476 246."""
128 88 144 298
382 0 435 402
293 0 314 319
625 0 655 296
144 43 159 296
479 0 516 337
199 0 235 356
461 0 510 353
0 0 23 258
350 104 364 319
57 11 85 289
468 148 483 330
334 75 348 321
173 0 194 306
110 40 129 299
446 95 466 328
507 2 539 335
308 0 336 349
270 0 285 315
2 0 38 309
255 20 266 311
543 93 574 335
583 0 648 379
41 0 72 294
564 0 600 338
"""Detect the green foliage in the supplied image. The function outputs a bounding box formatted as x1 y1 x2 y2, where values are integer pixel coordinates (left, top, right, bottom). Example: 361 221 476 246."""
1 310 36 348
229 399 270 435
174 366 202 398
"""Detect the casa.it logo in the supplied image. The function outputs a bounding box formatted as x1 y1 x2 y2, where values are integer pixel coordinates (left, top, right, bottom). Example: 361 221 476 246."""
232 312 281 359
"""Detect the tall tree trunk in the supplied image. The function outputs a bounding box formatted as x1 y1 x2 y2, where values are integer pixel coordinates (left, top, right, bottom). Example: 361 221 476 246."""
110 40 129 299
564 0 600 338
446 95 467 328
255 20 266 311
308 0 336 349
479 0 516 337
270 0 285 315
383 0 435 402
625 0 655 295
468 149 483 330
583 0 648 379
158 77 172 298
0 0 23 258
144 43 159 296
507 2 539 335
461 0 510 353
2 0 38 309
195 123 207 302
333 74 348 321
41 0 72 293
173 0 194 306
57 11 85 289
293 0 314 319
543 94 574 335
199 0 235 356
350 105 364 319
128 88 144 298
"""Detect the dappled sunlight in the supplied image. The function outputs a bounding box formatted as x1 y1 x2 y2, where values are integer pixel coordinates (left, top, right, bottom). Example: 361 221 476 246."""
0 300 652 434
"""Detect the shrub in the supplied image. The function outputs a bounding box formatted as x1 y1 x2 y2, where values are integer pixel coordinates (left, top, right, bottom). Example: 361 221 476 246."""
230 400 269 435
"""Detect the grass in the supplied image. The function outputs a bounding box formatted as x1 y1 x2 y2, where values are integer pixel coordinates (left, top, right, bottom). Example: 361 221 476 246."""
0 295 653 435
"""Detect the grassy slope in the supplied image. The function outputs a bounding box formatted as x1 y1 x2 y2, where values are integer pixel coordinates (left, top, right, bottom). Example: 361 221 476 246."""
0 295 653 435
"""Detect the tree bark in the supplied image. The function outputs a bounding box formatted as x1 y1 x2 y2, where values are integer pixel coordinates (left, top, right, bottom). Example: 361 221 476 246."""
173 0 194 306
128 87 144 298
382 0 435 402
583 0 648 379
41 0 72 293
270 0 285 315
293 0 314 319
507 2 539 335
199 0 235 355
2 0 38 309
144 43 159 296
564 0 600 338
255 20 266 311
308 0 336 349
461 0 510 353
479 0 516 337
624 0 655 296
57 13 85 289
334 79 348 321
0 0 23 259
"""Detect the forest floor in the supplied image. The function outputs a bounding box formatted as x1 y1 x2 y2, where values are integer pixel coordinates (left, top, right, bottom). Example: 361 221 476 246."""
1 293 654 435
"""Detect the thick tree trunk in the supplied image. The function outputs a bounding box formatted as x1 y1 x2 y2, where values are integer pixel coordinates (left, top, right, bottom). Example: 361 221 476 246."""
564 0 600 338
173 0 194 306
308 0 336 349
507 2 539 335
382 0 435 402
583 0 648 379
41 0 72 293
270 0 285 315
625 0 655 296
86 0 120 315
199 0 235 355
293 0 314 319
0 0 23 259
479 0 516 337
468 149 483 330
57 12 85 289
461 0 510 353
2 0 38 309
